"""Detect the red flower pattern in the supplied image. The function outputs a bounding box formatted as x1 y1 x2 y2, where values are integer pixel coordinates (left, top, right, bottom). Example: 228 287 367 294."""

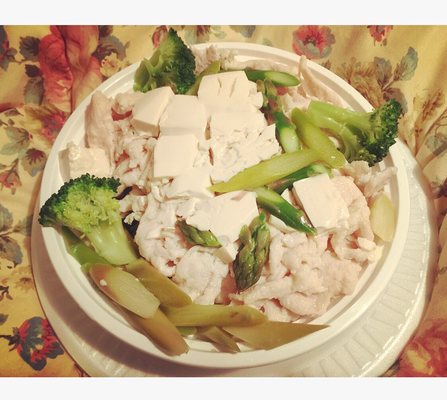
368 25 393 45
292 25 335 59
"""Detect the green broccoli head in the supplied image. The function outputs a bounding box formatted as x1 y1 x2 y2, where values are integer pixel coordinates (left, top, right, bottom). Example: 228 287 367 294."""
134 28 196 94
39 174 137 265
307 99 403 166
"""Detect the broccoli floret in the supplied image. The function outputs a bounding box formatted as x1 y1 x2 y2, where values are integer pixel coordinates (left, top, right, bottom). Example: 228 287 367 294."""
133 28 196 94
307 99 403 166
39 174 138 265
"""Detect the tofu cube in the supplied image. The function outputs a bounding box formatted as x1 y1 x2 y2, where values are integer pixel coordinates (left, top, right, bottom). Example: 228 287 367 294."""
159 95 207 139
60 142 111 181
165 166 213 199
153 134 198 178
186 190 259 244
131 86 174 136
198 71 261 117
209 111 266 139
292 173 349 230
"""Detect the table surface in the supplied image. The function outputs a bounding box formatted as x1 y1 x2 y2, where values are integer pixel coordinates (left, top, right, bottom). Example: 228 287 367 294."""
0 25 446 377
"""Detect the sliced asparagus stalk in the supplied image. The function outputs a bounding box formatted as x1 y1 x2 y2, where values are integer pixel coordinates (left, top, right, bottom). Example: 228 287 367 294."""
291 107 347 169
245 69 300 87
254 187 316 235
209 149 320 193
233 213 270 291
223 321 328 350
274 111 300 153
197 326 240 353
186 60 221 95
89 263 159 318
125 258 192 307
162 304 267 327
130 309 189 356
268 163 330 194
177 219 221 248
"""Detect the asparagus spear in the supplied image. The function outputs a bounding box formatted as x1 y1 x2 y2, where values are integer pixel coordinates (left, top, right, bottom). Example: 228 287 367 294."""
197 326 240 353
291 107 347 169
254 187 316 235
89 263 160 318
268 163 330 194
257 79 300 153
209 149 320 193
177 219 221 248
223 321 328 350
125 258 192 307
245 69 300 87
162 303 266 327
233 213 270 291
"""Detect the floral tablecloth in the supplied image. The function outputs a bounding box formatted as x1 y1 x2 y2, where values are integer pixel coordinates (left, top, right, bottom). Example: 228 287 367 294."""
0 25 446 377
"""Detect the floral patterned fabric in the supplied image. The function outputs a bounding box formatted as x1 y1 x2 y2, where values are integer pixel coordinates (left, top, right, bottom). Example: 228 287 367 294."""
0 25 446 377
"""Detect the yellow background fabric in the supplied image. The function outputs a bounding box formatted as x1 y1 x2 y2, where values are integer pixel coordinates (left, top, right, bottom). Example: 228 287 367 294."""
0 25 446 377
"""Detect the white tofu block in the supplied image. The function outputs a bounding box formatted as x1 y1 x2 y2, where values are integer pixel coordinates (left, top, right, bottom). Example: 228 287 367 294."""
60 142 111 181
214 241 239 264
292 174 349 230
209 111 266 139
131 86 174 136
153 134 198 178
165 166 213 199
186 190 259 243
159 95 207 139
198 71 261 117
269 190 297 233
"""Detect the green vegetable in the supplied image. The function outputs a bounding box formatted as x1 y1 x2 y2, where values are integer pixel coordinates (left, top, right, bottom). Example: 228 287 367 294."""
223 321 328 350
268 163 330 194
257 79 300 153
307 99 402 166
39 174 138 265
254 187 315 235
245 69 300 87
197 326 240 353
209 149 320 193
133 28 195 94
89 263 160 319
61 226 110 271
125 258 192 307
233 213 270 291
186 60 221 95
162 304 267 327
291 107 347 169
131 309 189 356
177 219 221 248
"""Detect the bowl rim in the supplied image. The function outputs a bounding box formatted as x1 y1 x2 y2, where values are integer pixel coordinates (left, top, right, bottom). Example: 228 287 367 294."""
39 42 410 369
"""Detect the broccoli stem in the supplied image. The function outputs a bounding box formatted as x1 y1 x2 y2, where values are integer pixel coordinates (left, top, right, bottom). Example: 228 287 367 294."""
254 187 316 235
86 219 138 265
308 100 371 132
244 70 300 87
268 163 330 194
291 108 347 169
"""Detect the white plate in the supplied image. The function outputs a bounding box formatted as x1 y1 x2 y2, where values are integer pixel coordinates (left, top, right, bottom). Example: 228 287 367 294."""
38 43 410 369
31 141 437 376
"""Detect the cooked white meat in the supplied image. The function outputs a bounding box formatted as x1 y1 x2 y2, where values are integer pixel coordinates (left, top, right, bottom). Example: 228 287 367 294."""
85 91 116 164
279 292 331 317
173 246 229 305
113 91 144 114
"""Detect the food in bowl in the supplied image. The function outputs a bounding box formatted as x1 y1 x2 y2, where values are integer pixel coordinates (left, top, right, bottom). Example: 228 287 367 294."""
39 29 402 357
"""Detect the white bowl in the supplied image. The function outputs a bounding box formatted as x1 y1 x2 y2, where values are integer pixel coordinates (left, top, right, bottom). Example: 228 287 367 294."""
39 43 410 369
